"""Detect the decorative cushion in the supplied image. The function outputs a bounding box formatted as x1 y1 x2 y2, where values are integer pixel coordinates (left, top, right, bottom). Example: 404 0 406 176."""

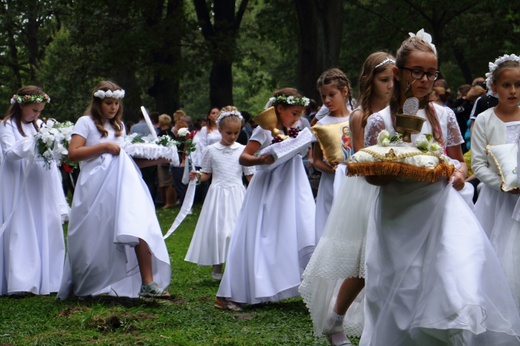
123 142 180 166
311 120 352 166
257 127 313 171
487 143 518 192
347 145 454 183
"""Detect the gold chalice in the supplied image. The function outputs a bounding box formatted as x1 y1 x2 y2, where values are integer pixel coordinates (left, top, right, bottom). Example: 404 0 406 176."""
254 107 288 140
395 114 425 142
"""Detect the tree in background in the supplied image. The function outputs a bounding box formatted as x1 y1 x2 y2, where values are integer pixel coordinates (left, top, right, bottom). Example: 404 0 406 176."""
294 0 344 103
193 0 249 109
0 0 64 91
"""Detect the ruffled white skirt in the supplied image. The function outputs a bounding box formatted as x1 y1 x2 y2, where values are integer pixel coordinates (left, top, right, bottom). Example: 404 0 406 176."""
476 185 520 309
361 179 520 345
300 176 378 337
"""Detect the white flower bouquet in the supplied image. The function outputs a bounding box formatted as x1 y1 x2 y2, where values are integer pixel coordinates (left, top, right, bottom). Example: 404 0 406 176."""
34 119 75 169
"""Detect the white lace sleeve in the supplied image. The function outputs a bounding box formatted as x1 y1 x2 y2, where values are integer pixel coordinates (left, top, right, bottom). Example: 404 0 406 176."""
445 107 464 147
200 145 212 174
364 113 386 147
243 165 255 176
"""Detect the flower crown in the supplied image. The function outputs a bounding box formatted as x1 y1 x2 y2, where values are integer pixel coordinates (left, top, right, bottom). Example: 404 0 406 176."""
375 57 395 69
216 110 243 126
264 94 310 109
10 93 51 105
409 29 437 56
93 89 125 100
485 54 520 90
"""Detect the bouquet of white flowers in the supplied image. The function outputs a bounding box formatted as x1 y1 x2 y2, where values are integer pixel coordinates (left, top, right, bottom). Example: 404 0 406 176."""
34 119 75 169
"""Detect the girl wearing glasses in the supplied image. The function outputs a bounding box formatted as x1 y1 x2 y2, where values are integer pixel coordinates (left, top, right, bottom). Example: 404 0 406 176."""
360 30 520 345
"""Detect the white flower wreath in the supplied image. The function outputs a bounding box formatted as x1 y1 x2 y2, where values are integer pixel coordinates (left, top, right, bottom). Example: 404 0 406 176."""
485 54 520 90
264 94 310 109
216 110 243 126
93 89 125 99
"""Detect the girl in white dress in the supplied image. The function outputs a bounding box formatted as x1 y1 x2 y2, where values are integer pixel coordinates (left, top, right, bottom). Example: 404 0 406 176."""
472 54 520 308
216 88 315 311
185 106 254 280
313 68 352 241
58 80 171 300
300 52 394 345
360 30 520 345
0 86 66 296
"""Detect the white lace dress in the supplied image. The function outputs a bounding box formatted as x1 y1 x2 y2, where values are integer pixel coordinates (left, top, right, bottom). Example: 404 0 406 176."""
472 108 520 310
301 109 375 337
313 114 349 241
217 126 316 304
0 119 66 295
360 105 520 345
58 116 171 299
184 142 254 266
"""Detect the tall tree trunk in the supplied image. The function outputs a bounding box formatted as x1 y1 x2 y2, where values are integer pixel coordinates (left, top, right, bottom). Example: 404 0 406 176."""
193 0 248 109
294 0 344 102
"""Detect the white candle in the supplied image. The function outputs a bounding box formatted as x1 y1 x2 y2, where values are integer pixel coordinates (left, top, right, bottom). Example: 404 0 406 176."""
140 106 158 139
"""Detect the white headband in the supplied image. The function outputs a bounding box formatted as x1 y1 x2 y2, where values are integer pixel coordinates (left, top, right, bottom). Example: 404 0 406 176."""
375 58 395 69
93 89 125 99
216 110 243 126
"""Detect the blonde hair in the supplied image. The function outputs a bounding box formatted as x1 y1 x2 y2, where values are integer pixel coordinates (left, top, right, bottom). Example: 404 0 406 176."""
158 114 172 128
173 110 186 123
218 105 242 129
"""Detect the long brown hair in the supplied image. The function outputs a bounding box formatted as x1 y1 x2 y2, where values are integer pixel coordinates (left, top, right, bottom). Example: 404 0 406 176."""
3 86 47 136
391 36 441 141
86 80 124 137
357 52 395 127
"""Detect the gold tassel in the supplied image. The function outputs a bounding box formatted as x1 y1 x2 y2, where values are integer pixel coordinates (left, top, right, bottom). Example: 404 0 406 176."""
347 162 454 183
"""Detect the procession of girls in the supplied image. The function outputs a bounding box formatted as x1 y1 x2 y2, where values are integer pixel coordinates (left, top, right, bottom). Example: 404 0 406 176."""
2 28 520 346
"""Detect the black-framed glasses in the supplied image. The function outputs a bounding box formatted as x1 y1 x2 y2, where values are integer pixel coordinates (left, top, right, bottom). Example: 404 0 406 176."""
400 67 439 81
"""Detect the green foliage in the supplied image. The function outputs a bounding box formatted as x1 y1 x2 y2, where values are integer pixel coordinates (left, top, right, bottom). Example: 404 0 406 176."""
1 0 519 121
0 205 359 345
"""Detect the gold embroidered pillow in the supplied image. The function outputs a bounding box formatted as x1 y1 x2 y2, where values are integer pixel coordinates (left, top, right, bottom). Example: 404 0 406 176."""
311 120 352 166
487 143 518 192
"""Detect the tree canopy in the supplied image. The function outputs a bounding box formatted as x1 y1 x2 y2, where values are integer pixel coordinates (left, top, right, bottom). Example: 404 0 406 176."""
0 0 518 121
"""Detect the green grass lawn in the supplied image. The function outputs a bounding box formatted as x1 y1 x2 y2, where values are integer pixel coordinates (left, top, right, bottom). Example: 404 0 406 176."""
0 204 359 345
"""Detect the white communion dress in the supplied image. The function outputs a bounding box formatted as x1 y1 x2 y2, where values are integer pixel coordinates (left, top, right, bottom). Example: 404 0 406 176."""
185 142 255 266
217 126 316 304
360 105 520 345
58 116 170 299
472 108 520 310
0 119 66 295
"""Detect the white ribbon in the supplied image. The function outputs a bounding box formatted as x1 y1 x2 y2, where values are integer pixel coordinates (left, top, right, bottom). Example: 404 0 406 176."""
140 106 158 139
163 179 197 239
